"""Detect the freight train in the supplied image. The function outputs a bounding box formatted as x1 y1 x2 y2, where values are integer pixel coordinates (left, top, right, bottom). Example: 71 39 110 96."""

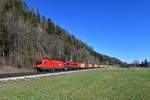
35 58 108 72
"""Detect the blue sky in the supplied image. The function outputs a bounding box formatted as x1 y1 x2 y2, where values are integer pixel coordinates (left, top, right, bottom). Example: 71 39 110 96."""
25 0 150 63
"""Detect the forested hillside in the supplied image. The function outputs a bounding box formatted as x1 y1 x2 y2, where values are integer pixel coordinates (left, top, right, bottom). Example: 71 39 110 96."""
0 0 122 68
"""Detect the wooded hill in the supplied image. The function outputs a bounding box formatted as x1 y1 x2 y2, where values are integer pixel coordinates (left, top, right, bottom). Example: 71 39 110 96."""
0 0 122 68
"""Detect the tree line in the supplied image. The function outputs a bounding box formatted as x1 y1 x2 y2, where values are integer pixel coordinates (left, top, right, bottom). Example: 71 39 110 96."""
130 59 150 67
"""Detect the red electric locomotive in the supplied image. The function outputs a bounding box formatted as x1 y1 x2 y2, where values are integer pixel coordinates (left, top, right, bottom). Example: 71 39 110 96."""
36 58 65 71
65 61 78 69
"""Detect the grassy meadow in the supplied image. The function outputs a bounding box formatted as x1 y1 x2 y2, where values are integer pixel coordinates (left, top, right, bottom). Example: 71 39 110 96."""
0 68 150 100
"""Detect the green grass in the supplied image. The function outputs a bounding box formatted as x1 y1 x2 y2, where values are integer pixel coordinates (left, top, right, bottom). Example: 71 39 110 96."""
1 68 150 100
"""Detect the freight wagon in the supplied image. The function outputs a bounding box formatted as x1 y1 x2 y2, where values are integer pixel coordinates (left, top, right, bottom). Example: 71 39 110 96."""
78 63 86 69
88 64 93 68
93 64 98 68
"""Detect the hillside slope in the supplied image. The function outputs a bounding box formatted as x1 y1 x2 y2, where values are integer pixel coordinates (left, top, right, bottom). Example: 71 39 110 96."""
0 0 122 68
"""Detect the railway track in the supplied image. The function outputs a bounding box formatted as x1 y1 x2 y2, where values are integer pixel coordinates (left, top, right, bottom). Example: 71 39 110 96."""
0 68 97 81
0 71 40 79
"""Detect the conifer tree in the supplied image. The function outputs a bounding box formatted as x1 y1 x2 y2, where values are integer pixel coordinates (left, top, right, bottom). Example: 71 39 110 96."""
47 18 56 33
